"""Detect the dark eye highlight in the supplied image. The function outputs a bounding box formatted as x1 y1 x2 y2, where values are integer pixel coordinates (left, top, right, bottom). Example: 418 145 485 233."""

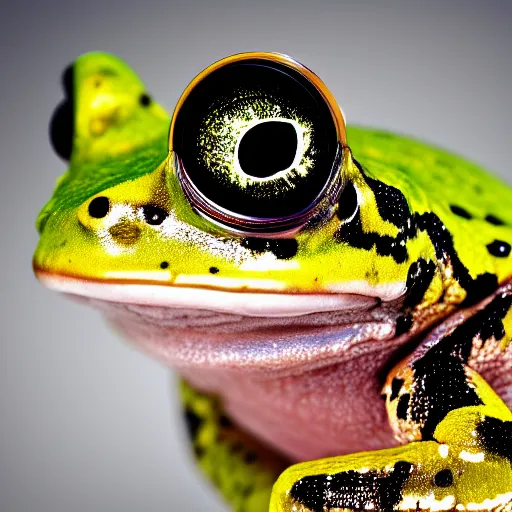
170 53 346 234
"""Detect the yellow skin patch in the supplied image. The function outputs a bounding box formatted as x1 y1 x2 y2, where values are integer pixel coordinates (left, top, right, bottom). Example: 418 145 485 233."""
272 374 512 512
180 381 287 512
34 53 512 512
34 49 512 305
36 149 436 297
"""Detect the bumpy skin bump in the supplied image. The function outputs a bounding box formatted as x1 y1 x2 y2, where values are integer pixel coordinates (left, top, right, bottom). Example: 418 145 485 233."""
33 54 512 512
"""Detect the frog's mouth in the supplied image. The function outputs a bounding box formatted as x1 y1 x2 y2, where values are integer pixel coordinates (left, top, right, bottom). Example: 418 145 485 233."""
34 268 404 373
35 268 390 317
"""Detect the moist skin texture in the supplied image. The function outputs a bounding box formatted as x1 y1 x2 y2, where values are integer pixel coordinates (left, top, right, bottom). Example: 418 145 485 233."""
56 285 512 464
34 53 512 511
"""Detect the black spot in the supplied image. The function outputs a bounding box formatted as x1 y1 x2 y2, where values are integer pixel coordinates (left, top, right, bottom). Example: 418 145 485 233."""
335 163 498 305
476 416 512 464
219 415 233 429
449 205 472 219
139 93 152 107
411 353 483 439
231 442 245 453
241 237 298 260
209 266 219 274
194 446 205 458
272 239 299 259
142 205 168 225
434 469 453 488
396 394 410 420
184 409 202 441
335 212 409 264
407 292 512 439
390 378 404 401
485 214 505 226
395 314 413 336
404 258 436 309
238 121 298 178
290 461 413 512
462 272 499 307
486 240 511 258
160 261 169 269
244 452 258 464
336 181 359 221
363 173 413 229
241 237 270 253
415 212 498 306
335 161 414 264
88 196 110 218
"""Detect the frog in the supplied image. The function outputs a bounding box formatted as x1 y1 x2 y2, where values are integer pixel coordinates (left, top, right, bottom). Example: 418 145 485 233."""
33 51 512 512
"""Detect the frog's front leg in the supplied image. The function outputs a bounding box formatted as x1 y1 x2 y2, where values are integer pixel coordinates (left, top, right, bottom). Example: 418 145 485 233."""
180 380 288 512
271 289 512 512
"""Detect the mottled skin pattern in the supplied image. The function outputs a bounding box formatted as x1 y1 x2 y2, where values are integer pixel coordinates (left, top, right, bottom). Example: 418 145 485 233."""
33 53 512 511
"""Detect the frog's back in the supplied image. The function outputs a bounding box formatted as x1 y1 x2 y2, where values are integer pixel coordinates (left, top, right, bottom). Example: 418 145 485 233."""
348 126 512 285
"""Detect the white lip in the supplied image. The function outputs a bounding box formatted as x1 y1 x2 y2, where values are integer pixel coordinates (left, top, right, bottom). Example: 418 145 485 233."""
36 272 381 317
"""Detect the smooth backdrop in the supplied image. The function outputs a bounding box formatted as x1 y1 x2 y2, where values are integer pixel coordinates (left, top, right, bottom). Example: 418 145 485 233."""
1 1 510 511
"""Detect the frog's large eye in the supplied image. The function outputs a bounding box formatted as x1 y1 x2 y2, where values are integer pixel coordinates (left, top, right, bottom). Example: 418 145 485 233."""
170 52 346 234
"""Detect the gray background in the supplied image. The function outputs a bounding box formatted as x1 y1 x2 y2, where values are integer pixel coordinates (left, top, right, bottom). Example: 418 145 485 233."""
1 1 510 510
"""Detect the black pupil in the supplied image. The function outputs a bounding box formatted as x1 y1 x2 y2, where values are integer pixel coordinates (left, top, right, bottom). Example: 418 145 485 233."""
88 196 110 218
238 121 298 178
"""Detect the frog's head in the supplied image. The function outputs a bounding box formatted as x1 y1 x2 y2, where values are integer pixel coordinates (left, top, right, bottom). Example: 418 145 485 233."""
33 52 442 371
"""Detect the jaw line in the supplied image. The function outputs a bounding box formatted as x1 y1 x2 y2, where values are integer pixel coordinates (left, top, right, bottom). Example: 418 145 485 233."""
33 269 397 317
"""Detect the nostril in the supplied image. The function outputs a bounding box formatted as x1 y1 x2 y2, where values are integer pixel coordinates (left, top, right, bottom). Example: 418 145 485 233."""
88 196 110 218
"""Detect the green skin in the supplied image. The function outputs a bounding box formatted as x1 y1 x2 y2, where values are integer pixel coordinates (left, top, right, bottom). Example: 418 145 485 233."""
33 53 512 511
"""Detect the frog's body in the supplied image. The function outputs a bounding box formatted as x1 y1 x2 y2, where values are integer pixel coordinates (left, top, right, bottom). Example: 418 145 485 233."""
33 52 512 511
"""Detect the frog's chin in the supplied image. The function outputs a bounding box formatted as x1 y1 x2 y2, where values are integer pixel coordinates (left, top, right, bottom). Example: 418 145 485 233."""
35 269 404 317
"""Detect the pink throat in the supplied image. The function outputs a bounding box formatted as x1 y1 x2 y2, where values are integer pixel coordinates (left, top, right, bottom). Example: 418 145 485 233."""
72 294 406 461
